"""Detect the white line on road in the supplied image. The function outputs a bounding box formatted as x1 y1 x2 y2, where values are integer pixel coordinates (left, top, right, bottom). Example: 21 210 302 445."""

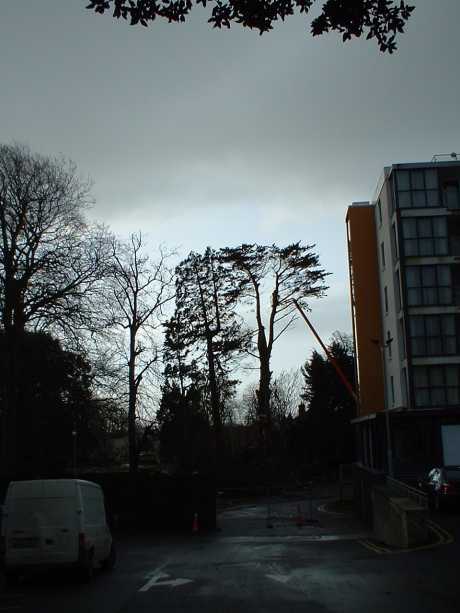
139 573 193 592
217 533 370 544
155 578 194 588
139 572 169 592
266 574 291 584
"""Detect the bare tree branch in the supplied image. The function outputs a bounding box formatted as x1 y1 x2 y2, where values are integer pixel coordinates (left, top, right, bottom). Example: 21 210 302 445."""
106 232 175 471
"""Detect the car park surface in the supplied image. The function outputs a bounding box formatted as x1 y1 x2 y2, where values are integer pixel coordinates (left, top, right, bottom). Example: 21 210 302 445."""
1 490 459 613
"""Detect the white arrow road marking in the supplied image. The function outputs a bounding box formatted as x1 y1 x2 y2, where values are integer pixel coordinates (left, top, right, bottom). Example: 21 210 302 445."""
139 573 193 592
156 578 194 588
139 573 169 592
266 574 291 584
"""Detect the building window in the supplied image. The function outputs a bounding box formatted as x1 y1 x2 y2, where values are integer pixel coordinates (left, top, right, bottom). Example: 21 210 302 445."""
391 223 398 260
443 181 460 210
377 199 382 225
396 168 439 209
387 330 393 359
390 376 395 405
409 314 457 357
380 242 386 268
395 270 401 311
389 177 396 216
449 217 460 256
402 368 408 406
413 365 460 408
384 286 389 313
402 216 448 257
405 265 452 306
399 319 406 359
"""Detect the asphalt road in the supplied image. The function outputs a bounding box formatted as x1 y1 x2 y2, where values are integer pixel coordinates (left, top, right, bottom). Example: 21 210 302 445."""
2 497 460 613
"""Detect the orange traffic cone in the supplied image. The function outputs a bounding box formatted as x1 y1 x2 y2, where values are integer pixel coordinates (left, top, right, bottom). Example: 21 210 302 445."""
192 512 199 533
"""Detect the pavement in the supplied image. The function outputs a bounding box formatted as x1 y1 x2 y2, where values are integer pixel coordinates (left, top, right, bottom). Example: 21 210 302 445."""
216 482 368 540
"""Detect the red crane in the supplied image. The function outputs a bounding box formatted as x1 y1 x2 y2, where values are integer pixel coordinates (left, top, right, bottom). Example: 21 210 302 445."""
292 299 359 406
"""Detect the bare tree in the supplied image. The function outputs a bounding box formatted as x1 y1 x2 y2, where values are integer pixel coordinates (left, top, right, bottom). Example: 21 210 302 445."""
238 369 302 427
0 143 109 337
271 369 303 424
238 382 259 426
108 232 174 472
0 143 110 474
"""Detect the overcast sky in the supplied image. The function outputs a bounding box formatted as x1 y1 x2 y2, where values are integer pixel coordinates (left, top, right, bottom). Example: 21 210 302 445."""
1 0 459 381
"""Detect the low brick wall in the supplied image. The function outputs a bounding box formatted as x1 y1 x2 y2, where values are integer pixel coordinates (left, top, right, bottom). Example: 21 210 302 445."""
352 463 386 526
372 486 429 548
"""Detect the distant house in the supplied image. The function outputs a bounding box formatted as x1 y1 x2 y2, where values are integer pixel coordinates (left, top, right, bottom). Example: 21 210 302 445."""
108 432 160 470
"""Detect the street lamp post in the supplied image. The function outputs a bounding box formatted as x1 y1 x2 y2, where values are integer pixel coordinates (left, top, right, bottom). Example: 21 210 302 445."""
372 339 394 477
72 427 77 477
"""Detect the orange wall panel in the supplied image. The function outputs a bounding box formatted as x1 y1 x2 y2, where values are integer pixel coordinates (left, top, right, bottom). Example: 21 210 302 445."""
347 206 385 416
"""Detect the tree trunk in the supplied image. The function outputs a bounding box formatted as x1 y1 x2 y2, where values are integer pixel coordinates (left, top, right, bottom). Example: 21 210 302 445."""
256 320 272 419
193 260 224 470
128 326 137 473
3 334 29 477
258 355 272 421
257 347 272 450
1 281 26 477
205 330 223 468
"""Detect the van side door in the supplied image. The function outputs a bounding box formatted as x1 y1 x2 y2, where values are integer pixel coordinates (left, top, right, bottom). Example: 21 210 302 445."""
79 484 111 565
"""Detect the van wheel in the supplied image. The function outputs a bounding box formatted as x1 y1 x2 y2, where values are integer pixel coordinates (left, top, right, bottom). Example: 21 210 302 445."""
101 543 116 571
79 552 94 583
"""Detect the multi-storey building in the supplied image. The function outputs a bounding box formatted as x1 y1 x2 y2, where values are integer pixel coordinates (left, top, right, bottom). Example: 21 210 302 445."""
347 156 460 480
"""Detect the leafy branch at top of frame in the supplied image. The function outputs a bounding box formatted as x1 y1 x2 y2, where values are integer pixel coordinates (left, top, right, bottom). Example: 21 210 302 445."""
86 0 415 53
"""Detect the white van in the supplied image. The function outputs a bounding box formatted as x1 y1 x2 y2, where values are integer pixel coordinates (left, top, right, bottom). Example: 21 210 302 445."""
0 479 115 581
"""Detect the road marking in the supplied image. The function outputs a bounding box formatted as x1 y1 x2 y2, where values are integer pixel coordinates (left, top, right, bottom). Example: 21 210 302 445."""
139 573 169 592
266 574 291 584
359 520 454 555
426 519 454 545
217 533 369 544
155 578 193 588
139 573 193 591
359 539 390 554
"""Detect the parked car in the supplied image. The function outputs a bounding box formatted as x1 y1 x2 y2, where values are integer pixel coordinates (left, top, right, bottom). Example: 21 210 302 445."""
0 479 115 582
418 467 460 510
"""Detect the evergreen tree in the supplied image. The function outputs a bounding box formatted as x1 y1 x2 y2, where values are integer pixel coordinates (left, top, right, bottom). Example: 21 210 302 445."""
158 313 215 471
0 331 114 476
298 333 356 473
221 242 328 441
173 248 248 466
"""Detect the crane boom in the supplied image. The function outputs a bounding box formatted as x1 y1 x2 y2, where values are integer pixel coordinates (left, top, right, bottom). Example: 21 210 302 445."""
293 299 359 405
